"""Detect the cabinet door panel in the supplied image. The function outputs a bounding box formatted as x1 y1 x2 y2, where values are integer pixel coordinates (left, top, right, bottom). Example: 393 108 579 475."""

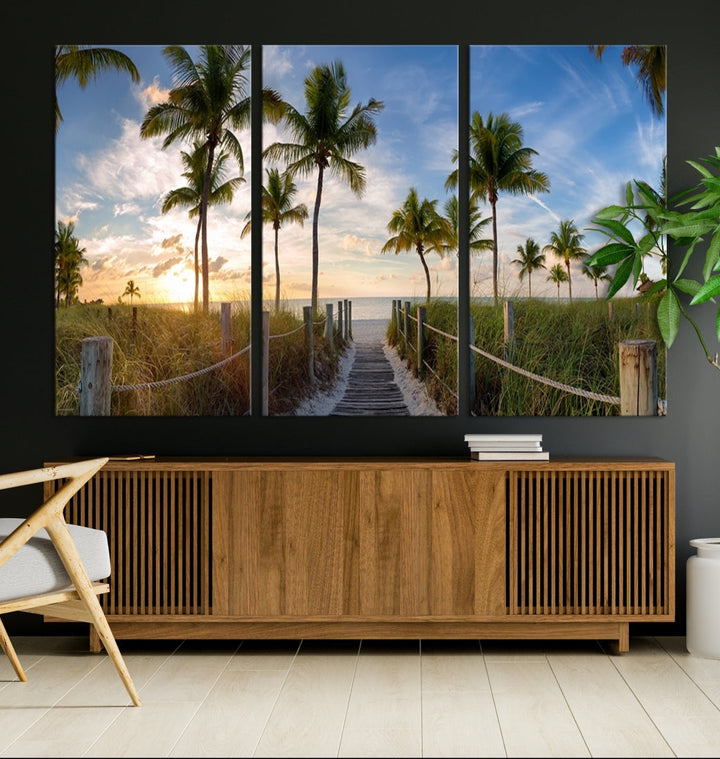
213 470 357 616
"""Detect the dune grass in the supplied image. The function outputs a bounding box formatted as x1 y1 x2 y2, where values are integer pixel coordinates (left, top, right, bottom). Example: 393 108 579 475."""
56 303 345 416
388 296 666 416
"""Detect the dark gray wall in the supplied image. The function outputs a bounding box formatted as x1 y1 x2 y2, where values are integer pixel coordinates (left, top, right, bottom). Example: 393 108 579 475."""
3 0 719 636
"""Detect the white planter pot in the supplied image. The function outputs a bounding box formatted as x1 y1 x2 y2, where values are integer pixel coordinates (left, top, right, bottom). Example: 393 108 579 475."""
686 538 720 659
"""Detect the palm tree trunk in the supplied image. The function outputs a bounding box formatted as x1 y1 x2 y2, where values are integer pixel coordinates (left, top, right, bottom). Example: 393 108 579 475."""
274 226 281 312
417 245 431 304
528 273 532 298
194 217 201 315
201 144 216 314
491 200 499 305
311 167 324 315
565 259 573 304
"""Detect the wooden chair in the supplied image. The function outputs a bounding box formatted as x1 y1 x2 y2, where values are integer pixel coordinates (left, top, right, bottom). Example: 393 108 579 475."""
0 457 141 706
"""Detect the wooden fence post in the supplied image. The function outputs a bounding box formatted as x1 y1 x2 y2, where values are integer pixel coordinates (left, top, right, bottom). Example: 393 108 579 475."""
261 310 269 416
80 336 113 416
417 306 426 379
404 300 411 360
220 302 232 356
304 305 314 380
619 339 658 416
348 300 352 340
325 303 334 352
343 299 349 340
337 300 344 343
468 314 476 413
503 300 514 361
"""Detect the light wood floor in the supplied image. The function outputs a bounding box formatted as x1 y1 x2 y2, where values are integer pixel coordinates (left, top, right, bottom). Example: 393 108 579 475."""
1 635 719 757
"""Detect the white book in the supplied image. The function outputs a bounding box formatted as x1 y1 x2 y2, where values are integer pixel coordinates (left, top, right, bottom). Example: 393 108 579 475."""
464 433 543 442
471 450 550 461
468 441 543 450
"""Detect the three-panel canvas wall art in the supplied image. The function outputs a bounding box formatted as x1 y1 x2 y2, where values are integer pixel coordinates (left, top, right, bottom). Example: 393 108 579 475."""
55 44 667 417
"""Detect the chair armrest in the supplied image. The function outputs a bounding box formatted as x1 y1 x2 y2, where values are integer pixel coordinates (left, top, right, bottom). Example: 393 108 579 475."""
0 458 108 570
0 458 108 491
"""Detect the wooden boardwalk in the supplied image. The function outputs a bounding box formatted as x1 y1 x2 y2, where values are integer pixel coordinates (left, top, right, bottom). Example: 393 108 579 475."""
330 332 411 417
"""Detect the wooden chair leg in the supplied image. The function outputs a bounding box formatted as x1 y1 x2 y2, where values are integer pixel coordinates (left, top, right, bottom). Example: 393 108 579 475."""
46 519 142 707
0 617 27 682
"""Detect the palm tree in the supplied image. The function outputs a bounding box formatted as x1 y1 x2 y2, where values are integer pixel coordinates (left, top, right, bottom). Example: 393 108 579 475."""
55 45 140 133
543 219 587 304
443 194 494 256
589 45 666 117
263 60 384 314
123 280 141 304
380 188 452 303
446 111 550 304
140 45 284 313
512 238 546 298
241 168 308 312
161 142 244 313
547 263 568 302
54 220 87 307
582 261 612 299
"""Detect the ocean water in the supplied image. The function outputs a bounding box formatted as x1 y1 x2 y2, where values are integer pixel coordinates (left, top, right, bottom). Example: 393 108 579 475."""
272 296 458 320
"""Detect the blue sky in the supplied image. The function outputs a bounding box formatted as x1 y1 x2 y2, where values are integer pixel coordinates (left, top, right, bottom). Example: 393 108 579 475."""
55 44 665 305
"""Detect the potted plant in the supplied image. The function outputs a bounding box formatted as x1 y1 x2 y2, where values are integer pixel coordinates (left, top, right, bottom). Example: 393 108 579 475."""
586 148 720 659
585 147 720 373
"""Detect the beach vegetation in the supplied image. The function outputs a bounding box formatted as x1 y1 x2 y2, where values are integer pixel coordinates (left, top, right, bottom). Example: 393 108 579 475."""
542 219 587 304
161 142 244 313
241 167 308 312
54 220 87 308
140 44 284 314
263 60 384 314
512 238 546 298
55 45 140 133
446 111 550 304
381 187 453 304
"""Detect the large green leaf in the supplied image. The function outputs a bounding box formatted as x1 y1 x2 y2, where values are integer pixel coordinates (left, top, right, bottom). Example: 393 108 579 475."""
591 218 636 246
593 205 626 220
673 278 701 296
690 274 720 304
607 256 635 298
704 228 720 280
657 289 681 348
586 242 634 267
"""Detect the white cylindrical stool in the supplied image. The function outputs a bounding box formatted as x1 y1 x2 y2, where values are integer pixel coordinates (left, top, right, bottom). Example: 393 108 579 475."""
686 538 720 659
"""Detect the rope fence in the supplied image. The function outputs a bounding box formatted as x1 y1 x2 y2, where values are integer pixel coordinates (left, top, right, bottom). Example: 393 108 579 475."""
390 299 665 417
78 300 353 415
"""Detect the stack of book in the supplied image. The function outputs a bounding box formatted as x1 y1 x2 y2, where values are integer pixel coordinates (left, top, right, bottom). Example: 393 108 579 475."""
464 433 549 461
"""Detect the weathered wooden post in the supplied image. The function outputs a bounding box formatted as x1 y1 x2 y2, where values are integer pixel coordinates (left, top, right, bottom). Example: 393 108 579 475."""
220 302 233 356
417 305 426 379
337 300 344 343
261 310 270 416
503 300 514 361
468 314 476 413
80 336 113 416
304 305 314 380
343 299 349 340
619 339 658 416
404 300 411 360
348 300 352 340
325 303 334 352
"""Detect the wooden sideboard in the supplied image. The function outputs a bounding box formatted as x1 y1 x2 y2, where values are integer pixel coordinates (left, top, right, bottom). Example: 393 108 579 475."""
44 457 675 653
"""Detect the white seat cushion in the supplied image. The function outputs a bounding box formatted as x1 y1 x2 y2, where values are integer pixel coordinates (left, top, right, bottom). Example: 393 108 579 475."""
0 518 111 603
